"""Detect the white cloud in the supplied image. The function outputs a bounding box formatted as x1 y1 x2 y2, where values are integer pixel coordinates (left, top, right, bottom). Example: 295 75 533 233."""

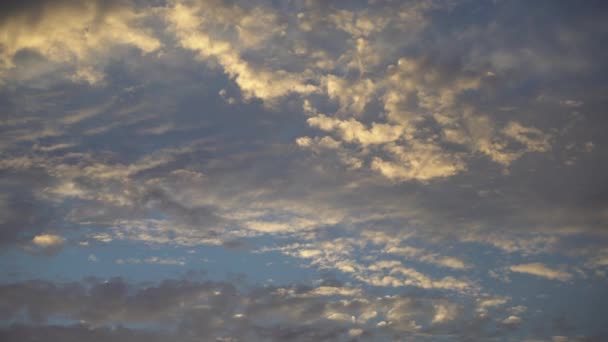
326 75 376 115
431 303 458 324
502 315 522 325
384 245 469 270
478 297 509 309
371 142 466 182
307 115 405 146
32 234 64 247
363 260 475 292
165 1 318 102
509 263 572 282
304 286 362 297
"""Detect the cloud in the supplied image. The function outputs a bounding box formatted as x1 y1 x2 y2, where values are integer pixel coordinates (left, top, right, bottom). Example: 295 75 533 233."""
328 9 389 38
0 0 161 85
502 315 522 325
264 238 476 293
159 0 559 184
303 286 362 298
502 122 551 154
299 53 553 182
509 263 573 282
373 234 469 270
370 142 466 182
385 265 474 292
1 1 608 340
0 324 170 342
115 256 185 266
28 233 65 255
31 234 64 247
326 76 377 115
478 297 509 309
2 274 602 341
307 115 405 146
164 1 318 103
0 277 489 340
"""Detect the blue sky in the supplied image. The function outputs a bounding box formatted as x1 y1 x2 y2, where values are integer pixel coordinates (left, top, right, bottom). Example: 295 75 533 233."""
1 0 608 341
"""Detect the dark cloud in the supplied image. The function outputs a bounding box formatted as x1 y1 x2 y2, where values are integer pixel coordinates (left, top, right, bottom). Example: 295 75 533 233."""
0 277 576 341
0 324 171 342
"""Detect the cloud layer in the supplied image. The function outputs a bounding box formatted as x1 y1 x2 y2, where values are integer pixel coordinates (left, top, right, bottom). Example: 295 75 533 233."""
1 0 608 340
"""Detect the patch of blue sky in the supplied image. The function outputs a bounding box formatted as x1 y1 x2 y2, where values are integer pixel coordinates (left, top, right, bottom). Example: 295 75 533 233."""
0 236 322 288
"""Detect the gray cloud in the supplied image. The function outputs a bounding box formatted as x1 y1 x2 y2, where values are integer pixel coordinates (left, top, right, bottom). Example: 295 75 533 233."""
0 277 576 341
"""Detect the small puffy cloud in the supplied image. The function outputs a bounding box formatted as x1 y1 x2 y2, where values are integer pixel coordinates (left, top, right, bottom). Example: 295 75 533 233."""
509 263 572 282
245 217 321 234
502 315 522 325
383 297 460 332
476 296 510 317
304 286 361 297
509 305 527 315
32 234 64 247
371 142 466 182
427 256 469 270
297 249 323 258
431 303 458 324
348 328 364 337
478 297 509 309
29 233 65 256
91 233 113 243
307 115 405 146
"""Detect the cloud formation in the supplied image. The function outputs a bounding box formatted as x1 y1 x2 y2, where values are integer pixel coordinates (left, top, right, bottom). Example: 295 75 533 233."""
0 0 160 85
509 263 573 282
1 0 607 340
0 277 533 341
31 234 63 247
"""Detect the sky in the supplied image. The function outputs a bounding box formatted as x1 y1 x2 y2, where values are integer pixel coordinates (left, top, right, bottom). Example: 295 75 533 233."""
0 0 607 341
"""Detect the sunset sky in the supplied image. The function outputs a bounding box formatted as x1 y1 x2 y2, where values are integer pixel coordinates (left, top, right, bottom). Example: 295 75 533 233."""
1 0 608 341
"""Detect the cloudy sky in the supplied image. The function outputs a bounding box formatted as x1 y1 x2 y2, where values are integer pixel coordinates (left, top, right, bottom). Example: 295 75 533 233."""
1 0 607 341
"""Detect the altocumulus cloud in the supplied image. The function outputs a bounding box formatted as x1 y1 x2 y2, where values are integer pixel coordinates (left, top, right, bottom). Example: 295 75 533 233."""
1 0 608 341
